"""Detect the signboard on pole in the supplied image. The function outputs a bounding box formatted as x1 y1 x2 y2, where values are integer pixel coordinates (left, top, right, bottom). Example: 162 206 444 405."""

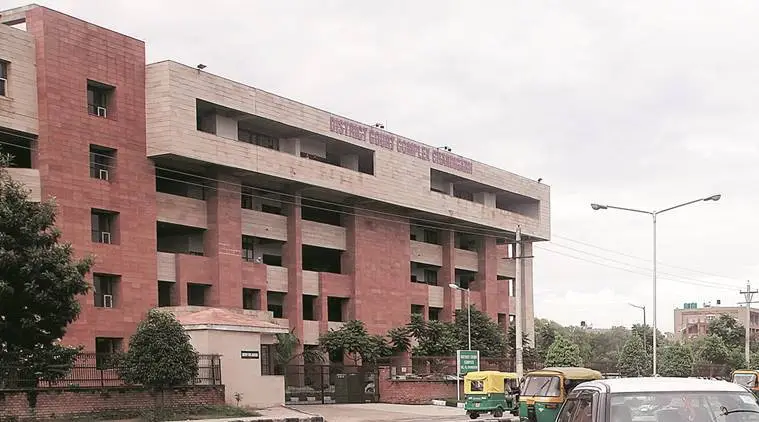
457 350 480 375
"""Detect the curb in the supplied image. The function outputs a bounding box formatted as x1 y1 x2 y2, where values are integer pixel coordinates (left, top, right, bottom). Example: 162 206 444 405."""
431 399 464 408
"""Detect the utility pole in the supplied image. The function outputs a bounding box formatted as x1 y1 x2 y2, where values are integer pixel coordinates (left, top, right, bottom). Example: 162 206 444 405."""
515 225 523 380
741 281 758 367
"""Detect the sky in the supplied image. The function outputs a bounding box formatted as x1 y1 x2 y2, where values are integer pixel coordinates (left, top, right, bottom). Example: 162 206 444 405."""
15 0 759 332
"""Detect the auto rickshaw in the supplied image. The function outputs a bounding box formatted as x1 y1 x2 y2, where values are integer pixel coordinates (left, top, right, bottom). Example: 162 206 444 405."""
731 370 759 397
519 367 603 422
463 371 520 419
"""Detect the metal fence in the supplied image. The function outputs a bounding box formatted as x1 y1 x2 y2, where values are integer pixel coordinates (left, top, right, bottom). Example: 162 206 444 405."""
0 353 222 389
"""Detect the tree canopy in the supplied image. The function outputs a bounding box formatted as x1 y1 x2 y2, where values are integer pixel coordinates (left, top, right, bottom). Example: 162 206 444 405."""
658 343 694 377
0 154 93 385
544 335 583 367
118 309 199 389
618 334 649 377
318 320 394 364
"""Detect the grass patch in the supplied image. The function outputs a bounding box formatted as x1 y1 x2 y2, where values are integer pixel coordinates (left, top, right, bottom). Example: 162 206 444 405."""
36 405 261 421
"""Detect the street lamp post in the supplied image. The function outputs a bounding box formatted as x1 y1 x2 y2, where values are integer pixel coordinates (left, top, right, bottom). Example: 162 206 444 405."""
449 283 472 350
629 303 647 358
591 194 721 375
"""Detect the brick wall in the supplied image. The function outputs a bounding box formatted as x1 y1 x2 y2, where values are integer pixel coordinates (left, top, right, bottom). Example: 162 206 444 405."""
0 386 225 420
25 6 156 350
377 367 461 405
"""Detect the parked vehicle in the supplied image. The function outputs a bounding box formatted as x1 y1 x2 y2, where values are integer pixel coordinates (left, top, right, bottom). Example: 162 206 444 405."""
732 370 759 397
519 367 603 422
463 370 520 419
555 377 759 422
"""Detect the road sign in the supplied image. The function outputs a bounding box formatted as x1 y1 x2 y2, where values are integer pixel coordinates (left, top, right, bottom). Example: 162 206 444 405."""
457 350 480 375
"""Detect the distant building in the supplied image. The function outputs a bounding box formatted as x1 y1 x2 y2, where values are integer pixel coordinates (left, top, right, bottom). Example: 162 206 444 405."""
674 303 759 340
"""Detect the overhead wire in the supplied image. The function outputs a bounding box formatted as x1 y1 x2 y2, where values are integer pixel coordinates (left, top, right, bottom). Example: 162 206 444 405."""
0 131 740 290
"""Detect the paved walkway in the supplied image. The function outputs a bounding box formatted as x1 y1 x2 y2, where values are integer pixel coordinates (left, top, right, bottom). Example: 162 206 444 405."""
187 405 322 421
291 403 472 421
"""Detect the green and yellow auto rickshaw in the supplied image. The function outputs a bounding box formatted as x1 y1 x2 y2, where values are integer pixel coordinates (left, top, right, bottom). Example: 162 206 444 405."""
732 370 759 397
464 371 520 419
519 367 603 422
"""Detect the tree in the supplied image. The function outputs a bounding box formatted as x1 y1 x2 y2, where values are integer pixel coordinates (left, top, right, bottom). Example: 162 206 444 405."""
618 335 648 377
0 154 93 386
534 319 562 361
386 326 412 354
658 343 694 377
318 320 393 365
692 334 729 365
408 314 458 356
118 309 199 388
273 330 325 366
454 307 508 357
544 336 583 367
707 314 744 349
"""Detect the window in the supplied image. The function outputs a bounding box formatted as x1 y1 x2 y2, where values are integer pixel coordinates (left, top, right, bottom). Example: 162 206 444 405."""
241 186 254 209
91 209 117 244
238 128 279 150
267 292 286 318
95 337 122 369
411 304 425 316
93 274 118 308
187 283 209 306
89 145 115 181
158 281 174 307
242 235 255 261
423 269 438 285
556 391 595 422
87 80 114 117
423 229 439 244
303 295 317 320
523 375 561 398
0 61 7 97
243 288 260 310
261 344 274 375
428 307 441 321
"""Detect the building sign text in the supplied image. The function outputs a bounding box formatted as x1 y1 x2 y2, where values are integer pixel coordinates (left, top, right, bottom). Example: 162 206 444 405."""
329 116 473 174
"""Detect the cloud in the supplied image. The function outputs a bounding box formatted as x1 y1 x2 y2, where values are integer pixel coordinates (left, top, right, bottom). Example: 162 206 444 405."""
29 0 759 331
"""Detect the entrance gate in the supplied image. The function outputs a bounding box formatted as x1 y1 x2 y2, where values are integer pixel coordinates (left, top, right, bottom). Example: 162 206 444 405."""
282 364 377 405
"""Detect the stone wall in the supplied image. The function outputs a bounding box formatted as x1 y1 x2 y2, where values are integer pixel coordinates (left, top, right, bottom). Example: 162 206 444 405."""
0 385 225 420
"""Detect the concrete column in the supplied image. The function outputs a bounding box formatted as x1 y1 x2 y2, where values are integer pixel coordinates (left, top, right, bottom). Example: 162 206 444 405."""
440 230 457 322
522 241 536 344
204 173 243 307
283 193 304 354
475 236 499 321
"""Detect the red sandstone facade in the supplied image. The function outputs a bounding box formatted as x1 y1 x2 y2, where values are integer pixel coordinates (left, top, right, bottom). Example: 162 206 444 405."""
0 5 550 356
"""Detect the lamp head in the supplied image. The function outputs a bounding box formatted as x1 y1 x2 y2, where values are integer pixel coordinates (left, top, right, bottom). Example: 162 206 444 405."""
705 194 721 202
448 283 459 290
590 203 607 210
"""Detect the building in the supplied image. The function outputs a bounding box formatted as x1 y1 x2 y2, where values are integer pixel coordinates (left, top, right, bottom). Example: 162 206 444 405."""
674 303 759 340
0 5 549 359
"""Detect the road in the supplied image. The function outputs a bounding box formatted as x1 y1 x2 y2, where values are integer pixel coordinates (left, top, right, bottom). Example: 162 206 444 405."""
291 403 518 422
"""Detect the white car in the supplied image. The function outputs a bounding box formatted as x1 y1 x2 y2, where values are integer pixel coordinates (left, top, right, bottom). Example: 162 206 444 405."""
555 377 759 422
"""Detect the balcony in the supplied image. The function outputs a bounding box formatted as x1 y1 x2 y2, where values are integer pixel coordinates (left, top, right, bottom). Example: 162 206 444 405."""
454 248 479 272
428 285 444 308
157 252 176 282
410 240 443 266
302 220 346 250
267 266 288 292
5 168 40 202
156 192 207 228
498 258 516 278
145 61 549 239
303 270 319 296
454 289 462 310
241 209 287 241
303 320 320 345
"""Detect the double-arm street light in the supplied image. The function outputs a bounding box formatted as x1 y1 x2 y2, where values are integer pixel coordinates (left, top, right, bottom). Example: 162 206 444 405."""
591 194 721 375
449 283 472 351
